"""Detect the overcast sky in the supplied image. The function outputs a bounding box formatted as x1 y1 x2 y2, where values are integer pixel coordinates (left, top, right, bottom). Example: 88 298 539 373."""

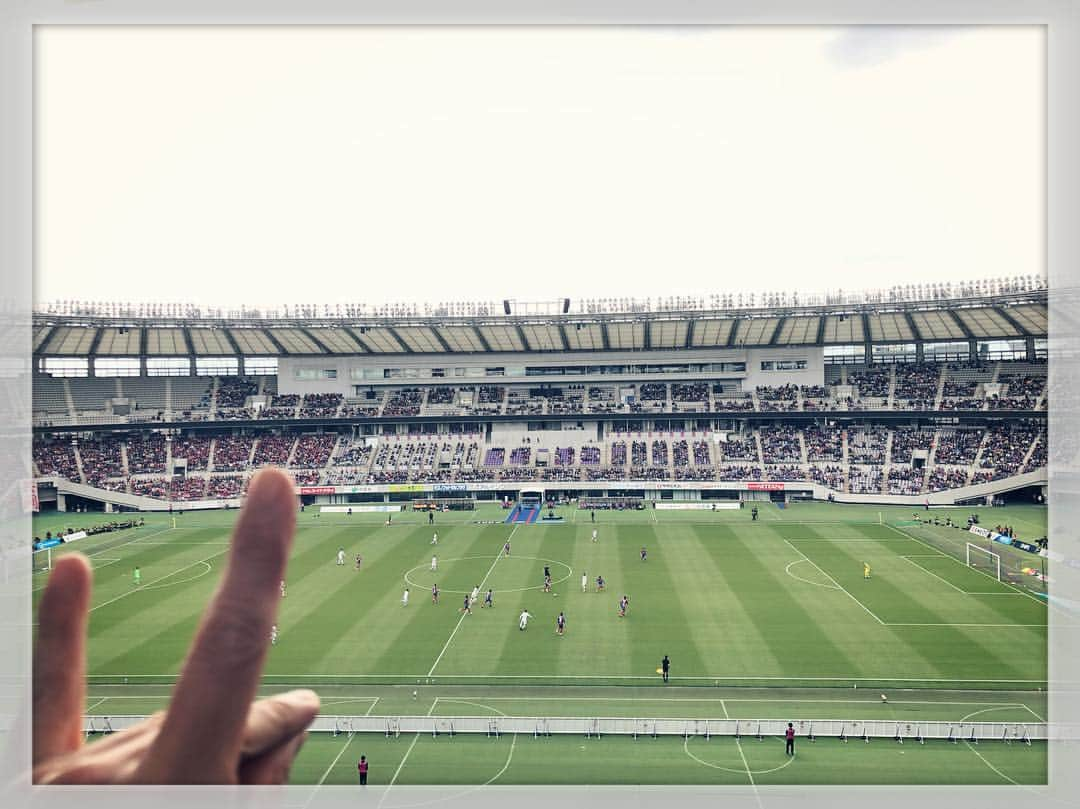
35 26 1044 310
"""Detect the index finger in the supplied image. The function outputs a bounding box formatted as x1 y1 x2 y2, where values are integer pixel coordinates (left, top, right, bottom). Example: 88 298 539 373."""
136 468 297 783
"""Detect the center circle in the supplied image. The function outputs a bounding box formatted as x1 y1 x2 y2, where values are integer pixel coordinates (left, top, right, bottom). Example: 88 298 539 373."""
404 555 573 595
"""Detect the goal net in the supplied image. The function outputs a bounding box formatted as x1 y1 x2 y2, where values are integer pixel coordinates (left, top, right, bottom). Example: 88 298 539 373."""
966 542 1001 581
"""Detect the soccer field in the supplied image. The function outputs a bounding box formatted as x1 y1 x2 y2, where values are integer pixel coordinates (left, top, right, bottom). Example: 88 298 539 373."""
33 501 1049 785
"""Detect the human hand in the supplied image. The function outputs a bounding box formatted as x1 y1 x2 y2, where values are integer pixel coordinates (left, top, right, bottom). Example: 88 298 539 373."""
32 468 320 784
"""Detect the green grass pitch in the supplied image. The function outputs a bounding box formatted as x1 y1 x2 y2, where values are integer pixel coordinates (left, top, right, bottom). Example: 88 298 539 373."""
33 501 1049 785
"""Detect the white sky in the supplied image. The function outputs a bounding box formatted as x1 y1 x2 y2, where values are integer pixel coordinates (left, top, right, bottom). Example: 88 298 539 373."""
35 26 1045 309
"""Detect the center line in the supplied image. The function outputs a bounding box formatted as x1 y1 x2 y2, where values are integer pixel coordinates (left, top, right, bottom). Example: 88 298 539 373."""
427 526 519 678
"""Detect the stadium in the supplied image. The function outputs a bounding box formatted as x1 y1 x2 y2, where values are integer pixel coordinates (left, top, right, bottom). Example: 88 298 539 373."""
31 279 1050 786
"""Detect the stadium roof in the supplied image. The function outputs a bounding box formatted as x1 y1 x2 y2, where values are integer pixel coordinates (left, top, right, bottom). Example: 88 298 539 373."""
32 291 1047 358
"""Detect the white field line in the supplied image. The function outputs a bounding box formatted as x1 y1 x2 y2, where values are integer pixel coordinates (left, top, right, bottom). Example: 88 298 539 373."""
1020 704 1046 722
901 555 1025 596
426 526 519 677
88 547 229 613
778 536 886 625
888 623 1047 628
377 697 439 809
85 697 109 712
315 732 356 787
958 705 1031 723
458 696 1039 708
784 559 840 590
32 525 176 591
882 523 1047 606
86 673 1049 684
963 740 1021 785
366 697 381 716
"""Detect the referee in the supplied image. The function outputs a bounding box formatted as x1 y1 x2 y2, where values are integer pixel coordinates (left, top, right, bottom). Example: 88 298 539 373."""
661 654 670 683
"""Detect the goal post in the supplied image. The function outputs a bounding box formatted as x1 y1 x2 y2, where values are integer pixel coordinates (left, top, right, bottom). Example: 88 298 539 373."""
965 542 1001 581
32 546 52 574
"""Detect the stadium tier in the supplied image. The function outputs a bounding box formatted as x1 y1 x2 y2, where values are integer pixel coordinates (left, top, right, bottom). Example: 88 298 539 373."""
31 290 1048 510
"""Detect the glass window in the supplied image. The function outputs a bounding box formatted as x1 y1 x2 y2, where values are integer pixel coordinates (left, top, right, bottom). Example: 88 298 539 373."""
42 357 89 377
195 357 240 376
977 339 1027 361
923 342 970 362
245 357 279 376
146 357 191 376
871 343 917 364
824 345 863 365
1034 338 1047 360
94 357 141 377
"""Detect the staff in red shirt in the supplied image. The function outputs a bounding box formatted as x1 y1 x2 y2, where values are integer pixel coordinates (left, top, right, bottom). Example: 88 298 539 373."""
785 723 795 757
358 755 368 785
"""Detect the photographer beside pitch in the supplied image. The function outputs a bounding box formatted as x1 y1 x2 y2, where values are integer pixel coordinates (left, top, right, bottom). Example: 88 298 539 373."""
31 468 320 784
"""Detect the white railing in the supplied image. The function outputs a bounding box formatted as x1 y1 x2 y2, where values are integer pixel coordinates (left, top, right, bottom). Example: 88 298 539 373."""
82 715 1059 742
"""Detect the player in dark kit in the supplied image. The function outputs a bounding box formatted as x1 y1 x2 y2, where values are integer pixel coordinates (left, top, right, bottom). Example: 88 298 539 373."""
543 574 552 593
504 540 511 556
596 574 605 592
432 584 439 604
751 506 759 521
556 612 566 635
544 565 550 579
640 546 647 562
461 594 472 615
483 589 494 608
661 654 670 683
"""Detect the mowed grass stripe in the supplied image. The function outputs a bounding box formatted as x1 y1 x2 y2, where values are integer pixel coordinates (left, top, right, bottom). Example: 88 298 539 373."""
363 525 508 677
623 524 709 679
701 525 860 679
674 525 784 677
790 524 1043 682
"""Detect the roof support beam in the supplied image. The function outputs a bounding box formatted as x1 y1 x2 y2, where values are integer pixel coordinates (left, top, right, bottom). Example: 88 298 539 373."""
343 327 371 352
557 323 573 352
513 324 531 351
600 322 611 350
472 326 493 353
221 328 244 357
815 316 826 346
262 330 289 355
87 328 104 358
430 328 454 353
299 328 332 354
768 316 786 346
384 327 413 353
994 306 1029 337
644 321 653 350
685 320 696 349
948 310 975 340
902 311 921 341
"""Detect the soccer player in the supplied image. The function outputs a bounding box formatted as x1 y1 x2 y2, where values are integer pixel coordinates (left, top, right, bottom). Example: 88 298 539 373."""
543 574 552 593
355 553 363 570
504 540 511 556
461 594 472 615
596 574 605 592
590 510 595 523
431 555 438 571
581 572 588 593
544 564 551 579
751 506 758 521
785 723 795 756
470 584 480 607
864 562 871 580
337 547 346 566
270 624 278 646
279 579 286 598
661 654 670 683
431 532 438 545
591 529 598 543
429 511 434 525
483 589 494 608
402 588 409 606
432 584 439 604
171 516 177 530
518 609 533 631
556 612 566 635
640 546 647 562
132 566 141 587
618 594 629 618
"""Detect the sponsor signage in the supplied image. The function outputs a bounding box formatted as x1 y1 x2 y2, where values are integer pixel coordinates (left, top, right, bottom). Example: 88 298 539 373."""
747 482 785 491
298 486 336 496
654 502 740 510
433 483 468 493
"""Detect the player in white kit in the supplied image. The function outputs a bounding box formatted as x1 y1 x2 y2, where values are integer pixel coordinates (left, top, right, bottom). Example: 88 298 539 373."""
402 588 410 606
431 555 438 571
431 532 438 545
591 529 598 543
518 609 533 630
336 547 346 566
270 624 278 645
581 572 588 592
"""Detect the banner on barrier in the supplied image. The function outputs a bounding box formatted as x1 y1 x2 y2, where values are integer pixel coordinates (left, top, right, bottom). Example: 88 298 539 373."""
654 502 740 510
319 505 402 513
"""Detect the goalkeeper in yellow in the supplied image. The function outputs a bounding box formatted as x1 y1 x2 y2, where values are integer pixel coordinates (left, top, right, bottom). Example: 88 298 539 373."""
863 561 871 580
